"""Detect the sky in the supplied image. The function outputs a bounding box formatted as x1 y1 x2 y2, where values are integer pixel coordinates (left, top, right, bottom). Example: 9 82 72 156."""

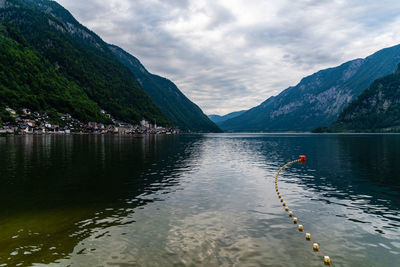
57 0 400 115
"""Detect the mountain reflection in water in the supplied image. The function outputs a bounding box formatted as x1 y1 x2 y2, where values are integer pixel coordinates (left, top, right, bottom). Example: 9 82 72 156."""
0 134 399 267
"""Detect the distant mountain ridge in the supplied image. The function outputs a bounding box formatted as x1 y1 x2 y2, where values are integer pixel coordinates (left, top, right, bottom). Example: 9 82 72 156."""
0 0 220 132
330 64 400 132
208 110 246 124
220 45 400 132
109 45 221 132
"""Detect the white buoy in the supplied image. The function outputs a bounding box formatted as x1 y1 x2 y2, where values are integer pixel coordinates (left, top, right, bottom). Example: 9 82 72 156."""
324 256 330 265
305 233 311 240
313 243 319 251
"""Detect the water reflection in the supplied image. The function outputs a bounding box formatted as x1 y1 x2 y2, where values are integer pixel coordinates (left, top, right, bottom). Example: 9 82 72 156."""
238 134 400 265
1 134 400 267
243 134 400 229
0 135 202 267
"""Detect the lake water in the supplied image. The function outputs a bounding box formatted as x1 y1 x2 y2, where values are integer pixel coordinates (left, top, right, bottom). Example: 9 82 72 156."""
0 134 399 267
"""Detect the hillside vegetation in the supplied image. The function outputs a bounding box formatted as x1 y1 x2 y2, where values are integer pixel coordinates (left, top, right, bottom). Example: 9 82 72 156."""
0 0 169 125
109 45 221 132
331 64 400 132
0 23 107 122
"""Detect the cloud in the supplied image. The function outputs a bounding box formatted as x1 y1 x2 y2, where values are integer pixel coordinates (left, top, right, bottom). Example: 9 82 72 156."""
57 0 400 115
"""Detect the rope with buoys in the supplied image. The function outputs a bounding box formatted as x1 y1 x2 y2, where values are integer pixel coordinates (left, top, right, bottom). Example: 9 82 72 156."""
275 156 333 266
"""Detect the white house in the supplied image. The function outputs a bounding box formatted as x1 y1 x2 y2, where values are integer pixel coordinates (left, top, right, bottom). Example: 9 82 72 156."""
140 119 150 128
5 107 16 116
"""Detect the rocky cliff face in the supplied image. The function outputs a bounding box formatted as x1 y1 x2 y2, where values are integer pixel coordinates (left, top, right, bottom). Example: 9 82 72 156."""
25 0 106 50
331 64 400 132
220 45 400 132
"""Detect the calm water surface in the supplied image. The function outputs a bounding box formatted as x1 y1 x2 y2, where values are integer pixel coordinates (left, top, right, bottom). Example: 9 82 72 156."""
0 134 399 267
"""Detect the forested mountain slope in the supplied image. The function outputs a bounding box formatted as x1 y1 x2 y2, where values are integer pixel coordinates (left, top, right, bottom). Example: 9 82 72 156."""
109 45 221 132
0 0 169 125
331 64 400 132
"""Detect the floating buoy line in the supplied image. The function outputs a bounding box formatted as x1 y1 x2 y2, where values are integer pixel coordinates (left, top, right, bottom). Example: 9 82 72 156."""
275 155 333 266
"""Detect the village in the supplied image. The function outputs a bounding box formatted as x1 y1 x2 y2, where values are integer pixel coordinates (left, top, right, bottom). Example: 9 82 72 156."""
0 107 180 135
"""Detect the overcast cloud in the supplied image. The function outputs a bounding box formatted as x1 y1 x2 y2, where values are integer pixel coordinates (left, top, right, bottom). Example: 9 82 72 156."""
57 0 400 115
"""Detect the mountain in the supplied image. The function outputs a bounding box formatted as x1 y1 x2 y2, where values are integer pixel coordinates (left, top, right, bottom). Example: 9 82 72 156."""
0 23 106 123
330 64 400 132
220 45 400 132
108 45 221 132
208 110 246 125
0 0 169 125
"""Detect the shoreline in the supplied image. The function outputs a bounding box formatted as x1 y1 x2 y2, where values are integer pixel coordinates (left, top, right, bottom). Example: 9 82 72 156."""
0 132 178 137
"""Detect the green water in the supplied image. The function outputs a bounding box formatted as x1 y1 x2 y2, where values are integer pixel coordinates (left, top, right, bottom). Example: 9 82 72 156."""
0 134 399 266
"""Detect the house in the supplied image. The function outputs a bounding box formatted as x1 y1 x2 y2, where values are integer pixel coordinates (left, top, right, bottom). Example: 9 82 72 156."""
23 120 35 127
118 126 133 134
3 126 16 133
5 107 17 117
34 127 46 134
60 114 72 120
140 119 150 128
20 125 33 134
22 108 31 115
88 122 98 129
51 125 60 132
107 125 118 133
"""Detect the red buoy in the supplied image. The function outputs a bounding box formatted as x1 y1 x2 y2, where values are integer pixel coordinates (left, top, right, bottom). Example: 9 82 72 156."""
299 155 306 163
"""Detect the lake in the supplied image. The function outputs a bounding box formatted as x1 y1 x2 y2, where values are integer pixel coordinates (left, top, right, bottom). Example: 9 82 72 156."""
0 134 399 267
